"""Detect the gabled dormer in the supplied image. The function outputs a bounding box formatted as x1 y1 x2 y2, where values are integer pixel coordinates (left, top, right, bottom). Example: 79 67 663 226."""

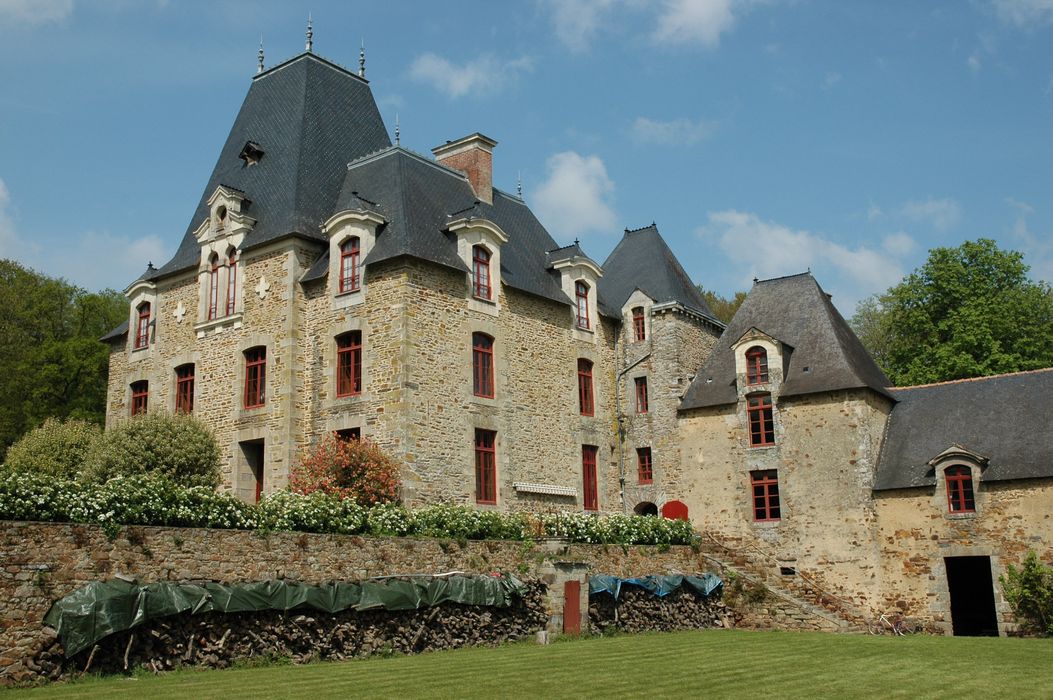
448 215 509 316
193 186 255 335
193 185 256 245
548 244 603 342
322 199 385 310
124 274 158 361
731 327 790 398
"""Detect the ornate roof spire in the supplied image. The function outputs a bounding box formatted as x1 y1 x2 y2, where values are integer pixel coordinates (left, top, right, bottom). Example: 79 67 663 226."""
517 171 522 198
358 39 366 77
257 35 265 73
306 13 313 52
395 113 400 146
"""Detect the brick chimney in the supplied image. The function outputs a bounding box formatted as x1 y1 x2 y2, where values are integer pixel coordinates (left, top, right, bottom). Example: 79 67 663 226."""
432 133 498 205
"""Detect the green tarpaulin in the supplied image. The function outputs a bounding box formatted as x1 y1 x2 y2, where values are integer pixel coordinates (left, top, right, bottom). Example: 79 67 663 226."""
588 573 724 600
44 574 527 657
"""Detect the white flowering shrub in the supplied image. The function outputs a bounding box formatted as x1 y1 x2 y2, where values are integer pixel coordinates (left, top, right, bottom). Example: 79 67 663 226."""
0 471 698 546
4 418 101 480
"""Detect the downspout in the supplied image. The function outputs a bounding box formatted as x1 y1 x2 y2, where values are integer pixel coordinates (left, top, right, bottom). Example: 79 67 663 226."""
616 350 651 515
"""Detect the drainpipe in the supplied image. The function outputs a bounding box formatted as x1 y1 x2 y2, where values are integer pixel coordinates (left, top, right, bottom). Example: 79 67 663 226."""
616 350 651 515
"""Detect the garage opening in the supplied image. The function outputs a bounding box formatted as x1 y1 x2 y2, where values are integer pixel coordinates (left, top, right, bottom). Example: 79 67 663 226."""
945 556 999 636
239 439 265 504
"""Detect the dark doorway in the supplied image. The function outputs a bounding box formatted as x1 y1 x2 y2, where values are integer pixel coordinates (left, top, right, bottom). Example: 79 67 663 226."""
240 439 265 504
945 556 999 636
634 502 658 516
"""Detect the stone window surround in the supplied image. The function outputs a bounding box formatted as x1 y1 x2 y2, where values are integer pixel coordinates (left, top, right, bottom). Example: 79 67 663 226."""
125 281 157 363
551 258 602 344
193 186 252 331
235 333 276 420
467 318 501 407
324 317 372 409
323 209 383 311
621 292 654 346
323 413 367 442
929 448 987 520
731 332 782 396
167 350 203 415
449 216 508 317
748 468 783 527
470 413 503 509
574 347 604 420
124 365 154 415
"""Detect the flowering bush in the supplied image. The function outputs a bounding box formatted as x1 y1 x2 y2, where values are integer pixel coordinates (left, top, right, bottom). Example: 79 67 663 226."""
4 418 101 480
81 413 221 489
0 471 698 546
289 434 400 506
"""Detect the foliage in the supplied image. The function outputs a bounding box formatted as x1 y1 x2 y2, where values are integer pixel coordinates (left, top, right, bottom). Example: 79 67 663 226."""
3 417 102 479
0 259 126 461
1000 551 1053 635
0 470 699 546
850 239 1053 385
289 434 401 506
697 286 747 324
81 413 221 489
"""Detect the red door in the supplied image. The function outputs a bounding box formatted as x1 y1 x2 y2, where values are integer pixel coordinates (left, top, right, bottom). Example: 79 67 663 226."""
563 580 581 635
661 500 689 520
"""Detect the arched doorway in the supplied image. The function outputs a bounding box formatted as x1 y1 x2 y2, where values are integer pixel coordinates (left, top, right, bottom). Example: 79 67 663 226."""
634 501 658 516
661 500 689 520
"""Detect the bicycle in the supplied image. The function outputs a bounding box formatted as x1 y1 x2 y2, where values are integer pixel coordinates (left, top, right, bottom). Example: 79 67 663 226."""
867 613 917 636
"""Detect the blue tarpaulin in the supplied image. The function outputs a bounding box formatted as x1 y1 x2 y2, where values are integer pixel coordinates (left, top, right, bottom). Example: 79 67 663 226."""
588 573 723 600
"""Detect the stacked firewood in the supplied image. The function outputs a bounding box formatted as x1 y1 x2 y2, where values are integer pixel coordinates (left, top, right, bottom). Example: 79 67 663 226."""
589 587 734 634
32 581 548 680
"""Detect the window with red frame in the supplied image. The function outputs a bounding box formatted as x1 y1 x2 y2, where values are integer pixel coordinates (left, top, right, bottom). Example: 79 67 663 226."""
134 302 151 349
225 250 237 315
472 245 492 300
632 306 645 342
475 429 497 504
747 393 775 446
472 333 495 398
339 237 361 293
751 470 780 521
582 445 599 511
945 465 976 513
243 346 266 408
577 359 594 416
637 447 653 484
336 331 362 397
130 380 148 416
207 254 220 320
175 364 194 414
575 281 590 330
745 346 769 385
634 376 648 414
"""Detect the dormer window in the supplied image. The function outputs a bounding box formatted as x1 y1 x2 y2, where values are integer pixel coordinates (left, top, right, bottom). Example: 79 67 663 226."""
632 307 645 342
207 253 221 320
238 140 264 166
575 281 591 330
134 302 151 349
339 237 361 293
472 245 492 300
215 206 227 230
946 466 976 513
745 346 769 385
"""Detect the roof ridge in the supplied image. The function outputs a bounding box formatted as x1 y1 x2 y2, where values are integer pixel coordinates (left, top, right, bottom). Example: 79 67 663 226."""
755 271 813 285
624 223 658 234
890 367 1053 391
254 51 368 85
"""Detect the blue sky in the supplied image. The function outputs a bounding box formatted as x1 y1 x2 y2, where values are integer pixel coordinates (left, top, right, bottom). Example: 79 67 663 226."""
1 0 1050 315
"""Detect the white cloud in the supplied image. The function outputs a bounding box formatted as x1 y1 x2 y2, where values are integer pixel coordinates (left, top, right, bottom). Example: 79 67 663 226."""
0 178 18 256
822 72 842 90
631 116 715 145
882 231 915 257
900 197 962 232
653 0 737 47
408 53 534 99
967 52 982 72
543 0 618 51
991 0 1053 26
0 0 73 24
533 152 617 238
698 210 907 307
1004 197 1053 282
866 203 883 221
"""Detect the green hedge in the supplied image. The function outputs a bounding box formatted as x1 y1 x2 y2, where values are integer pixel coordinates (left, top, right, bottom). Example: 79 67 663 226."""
0 471 697 546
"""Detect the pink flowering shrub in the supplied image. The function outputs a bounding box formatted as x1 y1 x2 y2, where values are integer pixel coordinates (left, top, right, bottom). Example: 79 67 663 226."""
289 433 400 506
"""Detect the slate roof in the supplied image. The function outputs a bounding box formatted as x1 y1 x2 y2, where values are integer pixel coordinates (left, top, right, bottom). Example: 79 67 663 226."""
679 272 893 410
873 369 1053 490
598 224 716 320
301 147 572 308
100 320 128 342
148 52 391 281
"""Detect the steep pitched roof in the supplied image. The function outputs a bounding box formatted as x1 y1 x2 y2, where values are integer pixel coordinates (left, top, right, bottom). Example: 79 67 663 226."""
149 52 391 281
597 224 715 318
874 369 1053 490
302 147 571 307
679 272 893 410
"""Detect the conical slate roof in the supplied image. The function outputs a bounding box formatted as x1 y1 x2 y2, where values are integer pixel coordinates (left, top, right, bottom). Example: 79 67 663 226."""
679 272 892 410
149 52 391 280
597 224 715 318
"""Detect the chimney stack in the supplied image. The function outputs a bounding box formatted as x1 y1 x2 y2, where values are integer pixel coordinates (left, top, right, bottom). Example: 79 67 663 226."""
432 133 497 205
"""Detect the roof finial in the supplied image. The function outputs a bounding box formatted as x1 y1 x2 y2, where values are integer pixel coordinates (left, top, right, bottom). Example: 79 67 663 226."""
359 39 366 77
516 171 522 198
395 113 400 146
257 35 265 73
574 238 580 247
306 13 313 52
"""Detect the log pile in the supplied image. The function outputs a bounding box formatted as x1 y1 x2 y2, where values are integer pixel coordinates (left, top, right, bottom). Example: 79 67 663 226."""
589 587 734 634
31 581 548 680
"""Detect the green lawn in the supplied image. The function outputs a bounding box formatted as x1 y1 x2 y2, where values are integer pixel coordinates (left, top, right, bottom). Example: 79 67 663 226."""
4 629 1051 699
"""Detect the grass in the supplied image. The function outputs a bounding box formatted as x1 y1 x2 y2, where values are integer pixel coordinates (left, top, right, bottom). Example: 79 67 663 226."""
4 629 1052 699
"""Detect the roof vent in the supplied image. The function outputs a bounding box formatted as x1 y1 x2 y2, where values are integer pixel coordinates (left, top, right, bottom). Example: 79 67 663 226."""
239 141 264 166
